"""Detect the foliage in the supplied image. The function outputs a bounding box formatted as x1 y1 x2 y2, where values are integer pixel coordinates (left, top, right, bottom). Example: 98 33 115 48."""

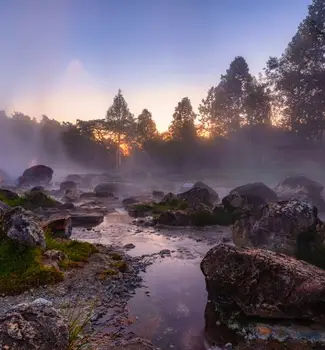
136 109 158 145
199 57 271 137
266 0 325 142
0 191 59 210
169 97 197 141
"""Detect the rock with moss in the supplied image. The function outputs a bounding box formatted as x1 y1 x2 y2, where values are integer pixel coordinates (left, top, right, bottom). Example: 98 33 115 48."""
2 207 46 248
232 200 320 258
23 191 61 210
201 243 325 322
0 298 69 350
276 175 325 211
18 165 53 188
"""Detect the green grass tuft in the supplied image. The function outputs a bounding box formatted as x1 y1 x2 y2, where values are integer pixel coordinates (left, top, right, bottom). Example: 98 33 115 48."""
0 239 63 295
45 232 97 268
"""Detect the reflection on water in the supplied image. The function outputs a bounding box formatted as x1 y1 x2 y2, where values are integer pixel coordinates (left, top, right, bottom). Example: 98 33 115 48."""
128 258 208 350
72 209 231 350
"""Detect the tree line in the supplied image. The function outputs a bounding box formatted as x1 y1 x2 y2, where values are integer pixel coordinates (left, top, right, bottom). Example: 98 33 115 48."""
0 0 324 172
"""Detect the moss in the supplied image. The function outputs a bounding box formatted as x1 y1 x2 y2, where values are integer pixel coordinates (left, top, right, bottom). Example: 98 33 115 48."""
45 232 97 268
0 239 63 295
213 206 235 226
97 268 119 281
0 191 60 210
109 252 123 261
296 230 325 269
131 199 188 217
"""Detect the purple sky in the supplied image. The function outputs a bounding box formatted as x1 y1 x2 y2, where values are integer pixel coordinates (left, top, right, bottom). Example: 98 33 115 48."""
0 0 311 130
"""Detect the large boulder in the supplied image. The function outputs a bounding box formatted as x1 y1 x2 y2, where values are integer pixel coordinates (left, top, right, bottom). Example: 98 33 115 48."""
1 207 46 248
276 175 325 211
0 298 69 350
18 165 53 187
178 187 215 209
193 181 219 204
60 181 77 192
232 200 318 257
156 210 192 226
223 182 277 215
94 182 118 197
201 243 325 322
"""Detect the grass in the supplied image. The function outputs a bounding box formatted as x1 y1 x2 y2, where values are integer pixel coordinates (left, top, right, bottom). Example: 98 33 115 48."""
0 191 60 210
0 239 63 295
0 232 97 295
45 232 98 268
131 198 188 217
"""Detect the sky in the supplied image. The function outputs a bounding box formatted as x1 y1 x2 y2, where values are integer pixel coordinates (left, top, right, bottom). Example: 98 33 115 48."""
0 0 311 131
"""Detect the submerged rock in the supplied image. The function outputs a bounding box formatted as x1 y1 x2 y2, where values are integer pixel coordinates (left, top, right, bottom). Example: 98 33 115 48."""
0 298 69 350
232 200 318 257
201 243 325 322
276 175 325 211
2 207 45 248
18 165 53 187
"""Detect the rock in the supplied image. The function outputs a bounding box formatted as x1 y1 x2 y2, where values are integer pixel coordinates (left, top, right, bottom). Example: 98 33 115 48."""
276 175 325 211
232 200 318 256
23 191 61 210
0 188 19 201
157 210 192 226
223 182 277 214
63 188 79 202
178 187 215 208
60 181 77 192
2 207 46 248
42 215 72 238
79 192 96 200
18 165 53 187
123 196 143 207
43 250 67 270
201 243 325 322
0 200 9 214
71 213 104 227
60 202 75 210
94 183 118 197
30 186 45 192
152 190 165 200
0 298 69 350
123 243 136 250
193 181 219 204
161 192 178 203
65 174 82 184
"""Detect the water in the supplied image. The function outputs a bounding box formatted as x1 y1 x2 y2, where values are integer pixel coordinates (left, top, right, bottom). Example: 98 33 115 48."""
73 209 231 349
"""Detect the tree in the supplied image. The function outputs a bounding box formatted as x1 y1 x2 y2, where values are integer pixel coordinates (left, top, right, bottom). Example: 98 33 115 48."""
105 89 135 168
244 79 271 126
199 56 254 136
169 97 196 141
136 109 158 146
266 0 325 142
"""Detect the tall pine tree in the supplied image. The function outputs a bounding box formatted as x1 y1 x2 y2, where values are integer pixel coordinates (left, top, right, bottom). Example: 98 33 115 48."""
105 89 135 168
266 0 325 142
